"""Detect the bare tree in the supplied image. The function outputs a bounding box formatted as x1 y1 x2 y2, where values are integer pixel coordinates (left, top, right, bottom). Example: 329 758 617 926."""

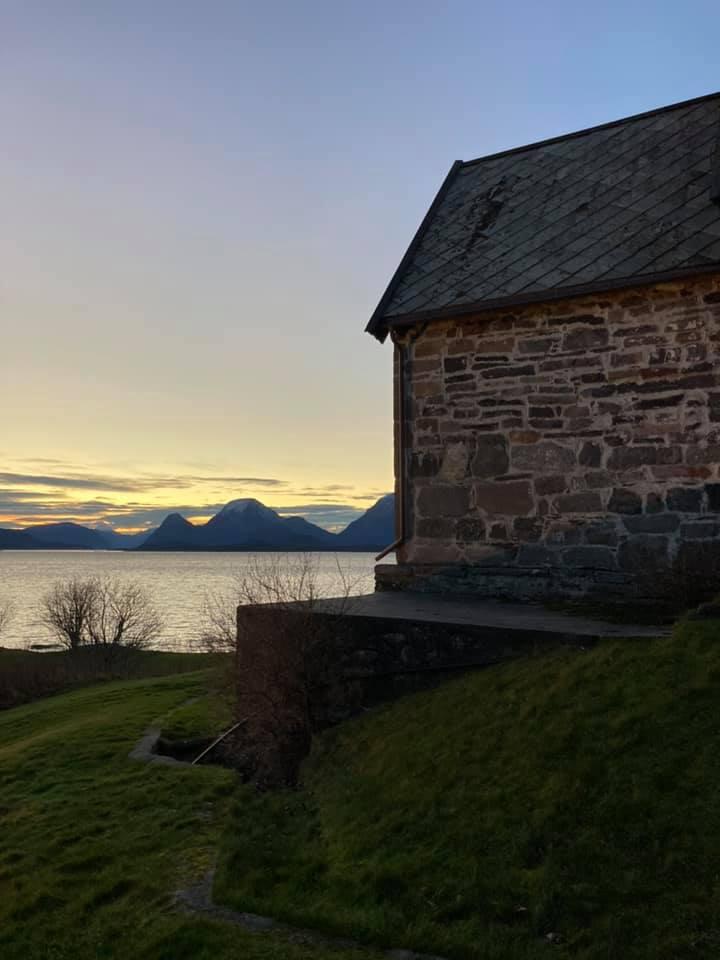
203 554 356 787
42 578 97 651
0 598 15 640
41 577 163 663
87 579 163 666
199 588 239 654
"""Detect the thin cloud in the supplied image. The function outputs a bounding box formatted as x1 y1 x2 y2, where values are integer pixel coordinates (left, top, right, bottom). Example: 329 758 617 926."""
0 471 286 493
0 489 60 501
276 503 364 529
9 456 76 467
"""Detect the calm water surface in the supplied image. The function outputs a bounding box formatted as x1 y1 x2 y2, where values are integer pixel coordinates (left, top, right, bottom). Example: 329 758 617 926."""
0 551 378 650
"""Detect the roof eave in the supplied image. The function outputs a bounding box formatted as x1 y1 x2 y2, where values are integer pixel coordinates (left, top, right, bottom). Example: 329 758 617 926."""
380 263 720 332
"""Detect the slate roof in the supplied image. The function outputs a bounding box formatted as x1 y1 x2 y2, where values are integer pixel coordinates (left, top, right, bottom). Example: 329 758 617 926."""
367 92 720 340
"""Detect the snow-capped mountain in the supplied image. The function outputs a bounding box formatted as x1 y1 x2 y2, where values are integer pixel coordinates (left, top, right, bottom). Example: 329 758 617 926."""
141 498 337 551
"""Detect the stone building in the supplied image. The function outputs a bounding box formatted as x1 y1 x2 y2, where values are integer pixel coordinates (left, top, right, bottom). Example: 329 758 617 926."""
367 92 720 601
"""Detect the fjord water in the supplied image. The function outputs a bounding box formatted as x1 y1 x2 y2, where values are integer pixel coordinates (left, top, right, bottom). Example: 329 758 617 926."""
0 551 377 650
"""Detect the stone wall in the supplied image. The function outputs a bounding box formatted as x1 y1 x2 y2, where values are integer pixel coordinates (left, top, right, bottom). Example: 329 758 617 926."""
234 602 587 785
386 274 720 600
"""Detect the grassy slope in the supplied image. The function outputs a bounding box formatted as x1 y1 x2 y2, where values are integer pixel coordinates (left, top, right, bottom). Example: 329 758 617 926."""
216 619 720 960
0 646 222 709
160 693 233 741
0 668 375 960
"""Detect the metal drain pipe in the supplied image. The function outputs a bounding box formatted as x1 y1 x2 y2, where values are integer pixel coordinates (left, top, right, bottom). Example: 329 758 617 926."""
375 324 426 562
375 335 407 561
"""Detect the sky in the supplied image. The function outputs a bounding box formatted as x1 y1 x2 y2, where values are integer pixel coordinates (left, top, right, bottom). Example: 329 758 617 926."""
2 1 719 532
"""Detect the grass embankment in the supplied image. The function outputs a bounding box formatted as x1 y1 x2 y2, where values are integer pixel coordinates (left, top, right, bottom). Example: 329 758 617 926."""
160 692 233 742
216 617 720 960
0 664 376 960
0 646 220 710
4 622 720 959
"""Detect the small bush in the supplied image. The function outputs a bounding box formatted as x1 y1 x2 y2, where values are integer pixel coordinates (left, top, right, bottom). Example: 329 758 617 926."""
42 576 163 665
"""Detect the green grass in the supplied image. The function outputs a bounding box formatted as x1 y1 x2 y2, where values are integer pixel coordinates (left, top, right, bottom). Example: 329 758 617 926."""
6 623 720 959
0 665 377 960
160 693 233 742
0 645 223 709
215 618 720 959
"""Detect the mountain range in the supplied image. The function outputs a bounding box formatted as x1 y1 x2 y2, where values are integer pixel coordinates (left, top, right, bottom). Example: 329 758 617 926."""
0 495 394 552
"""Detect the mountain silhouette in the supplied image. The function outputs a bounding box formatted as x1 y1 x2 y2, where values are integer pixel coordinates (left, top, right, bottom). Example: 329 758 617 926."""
336 493 395 549
140 513 196 550
0 495 395 552
141 498 338 551
21 522 109 550
0 528 40 549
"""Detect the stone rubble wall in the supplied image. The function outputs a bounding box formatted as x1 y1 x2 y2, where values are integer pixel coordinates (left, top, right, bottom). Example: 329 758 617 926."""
393 275 720 599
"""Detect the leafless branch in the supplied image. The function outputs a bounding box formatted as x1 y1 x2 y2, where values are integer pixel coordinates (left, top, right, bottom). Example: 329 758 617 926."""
0 598 15 639
41 577 163 663
41 578 98 651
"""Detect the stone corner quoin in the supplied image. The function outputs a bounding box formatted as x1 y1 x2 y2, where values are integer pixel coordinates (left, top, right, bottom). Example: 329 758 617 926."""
388 276 720 600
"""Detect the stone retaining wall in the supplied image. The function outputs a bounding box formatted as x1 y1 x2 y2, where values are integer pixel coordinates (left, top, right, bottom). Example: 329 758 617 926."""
388 275 720 600
234 603 587 785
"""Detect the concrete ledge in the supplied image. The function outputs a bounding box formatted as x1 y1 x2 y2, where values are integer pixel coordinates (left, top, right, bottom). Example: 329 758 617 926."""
312 592 668 640
289 593 668 728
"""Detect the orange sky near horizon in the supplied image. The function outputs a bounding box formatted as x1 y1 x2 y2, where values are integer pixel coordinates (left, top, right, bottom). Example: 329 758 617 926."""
0 453 393 533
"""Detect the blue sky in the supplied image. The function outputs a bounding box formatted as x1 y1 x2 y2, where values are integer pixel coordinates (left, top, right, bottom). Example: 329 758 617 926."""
2 1 718 530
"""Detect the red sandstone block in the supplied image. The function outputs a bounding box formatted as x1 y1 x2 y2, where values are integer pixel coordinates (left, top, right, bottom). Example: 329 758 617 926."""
623 334 667 347
414 381 443 398
414 339 445 358
446 337 476 355
685 344 708 363
416 418 439 432
607 368 640 382
509 430 541 444
610 351 643 367
413 357 442 374
615 324 658 337
648 346 682 364
665 316 705 332
473 480 534 516
651 465 712 480
475 337 516 354
640 366 688 380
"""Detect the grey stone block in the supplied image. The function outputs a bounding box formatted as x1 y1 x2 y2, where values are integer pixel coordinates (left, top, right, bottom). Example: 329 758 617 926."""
622 514 680 534
470 435 509 478
618 535 670 572
666 487 703 512
608 488 643 515
563 546 617 569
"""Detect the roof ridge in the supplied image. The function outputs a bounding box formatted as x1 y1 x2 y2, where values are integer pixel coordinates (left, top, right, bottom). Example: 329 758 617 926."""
460 91 720 169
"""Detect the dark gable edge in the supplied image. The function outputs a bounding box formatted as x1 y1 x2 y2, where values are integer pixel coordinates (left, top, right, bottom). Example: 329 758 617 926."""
712 130 720 205
366 160 463 342
460 90 720 170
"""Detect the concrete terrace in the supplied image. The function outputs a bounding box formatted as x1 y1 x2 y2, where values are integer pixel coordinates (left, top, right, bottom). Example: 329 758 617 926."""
311 592 670 641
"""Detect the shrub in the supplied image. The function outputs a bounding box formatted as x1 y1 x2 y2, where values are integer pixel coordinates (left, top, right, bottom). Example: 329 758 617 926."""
41 577 163 664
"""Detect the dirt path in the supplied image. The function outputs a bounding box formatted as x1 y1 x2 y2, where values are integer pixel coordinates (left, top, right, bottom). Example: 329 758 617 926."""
176 868 448 960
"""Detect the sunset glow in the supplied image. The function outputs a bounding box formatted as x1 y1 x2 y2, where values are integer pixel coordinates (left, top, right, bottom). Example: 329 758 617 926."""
0 458 391 532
